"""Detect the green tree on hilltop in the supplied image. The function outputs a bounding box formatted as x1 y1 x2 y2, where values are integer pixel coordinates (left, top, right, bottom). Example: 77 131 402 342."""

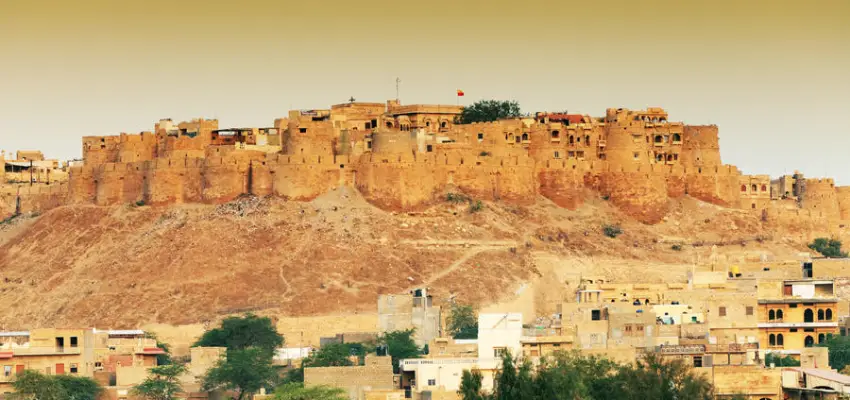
457 100 521 124
194 313 283 357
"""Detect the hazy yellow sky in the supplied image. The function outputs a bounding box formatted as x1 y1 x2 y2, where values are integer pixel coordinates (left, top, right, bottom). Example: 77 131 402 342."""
1 0 848 182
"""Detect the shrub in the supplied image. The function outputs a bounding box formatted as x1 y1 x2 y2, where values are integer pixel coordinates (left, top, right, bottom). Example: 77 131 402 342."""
479 151 491 157
446 193 471 203
671 244 682 251
602 224 622 238
135 200 146 207
808 238 848 258
469 200 484 213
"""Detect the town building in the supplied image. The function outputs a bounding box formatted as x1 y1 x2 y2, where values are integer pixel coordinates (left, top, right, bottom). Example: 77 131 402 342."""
757 279 839 354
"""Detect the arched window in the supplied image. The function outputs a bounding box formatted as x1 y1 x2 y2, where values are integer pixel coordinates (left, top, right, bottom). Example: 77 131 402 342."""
769 334 776 346
386 121 393 129
654 135 662 143
672 133 681 142
777 334 784 346
667 154 673 162
819 333 825 343
551 130 559 138
761 184 767 192
805 335 814 347
656 154 663 162
741 185 747 192
805 309 814 323
441 121 447 129
585 135 591 144
769 310 775 320
522 133 529 141
569 135 574 144
826 309 833 321
777 309 783 320
751 184 758 192
577 136 581 143
818 309 825 321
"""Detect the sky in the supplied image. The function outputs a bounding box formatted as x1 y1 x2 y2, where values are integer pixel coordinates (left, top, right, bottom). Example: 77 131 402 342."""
1 0 848 182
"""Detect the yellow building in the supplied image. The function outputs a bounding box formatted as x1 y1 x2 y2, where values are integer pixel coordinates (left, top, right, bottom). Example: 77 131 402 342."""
757 279 839 354
0 328 161 395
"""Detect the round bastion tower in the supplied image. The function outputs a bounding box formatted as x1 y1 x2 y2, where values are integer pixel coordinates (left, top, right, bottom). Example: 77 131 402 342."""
283 118 335 157
603 108 651 169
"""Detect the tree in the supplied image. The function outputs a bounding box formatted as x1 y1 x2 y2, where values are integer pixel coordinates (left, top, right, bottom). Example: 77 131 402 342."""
490 351 535 400
11 370 68 400
10 370 101 400
617 353 712 400
447 303 479 339
194 314 284 357
381 329 422 373
765 352 800 367
54 375 103 400
818 335 850 371
808 238 848 258
457 100 521 124
284 342 367 384
273 382 348 400
202 347 278 400
133 364 187 400
458 369 486 400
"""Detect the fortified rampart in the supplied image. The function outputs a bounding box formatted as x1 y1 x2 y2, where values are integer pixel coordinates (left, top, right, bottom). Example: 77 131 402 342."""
6 103 848 227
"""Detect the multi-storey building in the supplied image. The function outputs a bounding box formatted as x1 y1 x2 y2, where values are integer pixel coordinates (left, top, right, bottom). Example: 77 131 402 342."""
0 328 161 394
757 279 839 354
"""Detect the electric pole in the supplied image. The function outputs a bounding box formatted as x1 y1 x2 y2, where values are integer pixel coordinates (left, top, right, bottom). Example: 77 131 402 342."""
396 78 401 101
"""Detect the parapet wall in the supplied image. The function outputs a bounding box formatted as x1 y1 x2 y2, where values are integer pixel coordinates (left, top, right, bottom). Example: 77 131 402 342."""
801 178 840 220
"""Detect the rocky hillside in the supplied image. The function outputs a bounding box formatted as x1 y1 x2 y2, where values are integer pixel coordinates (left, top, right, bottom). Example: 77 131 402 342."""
0 187 830 329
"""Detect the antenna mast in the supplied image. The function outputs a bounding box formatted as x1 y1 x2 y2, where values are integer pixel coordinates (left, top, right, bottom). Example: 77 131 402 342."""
396 78 401 101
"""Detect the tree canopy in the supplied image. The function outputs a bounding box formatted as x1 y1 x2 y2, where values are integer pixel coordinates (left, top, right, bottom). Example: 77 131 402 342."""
273 382 348 400
808 238 848 258
380 329 422 374
459 351 712 400
11 370 102 400
202 347 278 400
194 314 284 357
818 335 850 371
132 364 187 400
457 100 522 124
447 303 478 339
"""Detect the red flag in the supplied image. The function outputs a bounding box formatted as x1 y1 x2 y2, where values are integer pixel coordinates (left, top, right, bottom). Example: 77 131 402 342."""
456 89 465 96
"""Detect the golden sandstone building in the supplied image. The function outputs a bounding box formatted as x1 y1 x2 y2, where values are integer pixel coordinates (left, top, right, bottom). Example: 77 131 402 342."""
2 99 850 228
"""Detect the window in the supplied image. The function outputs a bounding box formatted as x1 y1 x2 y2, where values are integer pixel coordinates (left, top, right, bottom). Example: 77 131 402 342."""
427 379 436 386
70 337 78 348
591 310 601 321
636 325 644 332
633 152 639 160
494 347 507 357
789 304 797 308
819 334 825 344
769 310 775 320
521 133 529 141
746 306 754 316
299 127 307 133
769 334 776 346
751 184 758 192
777 334 784 346
718 307 727 317
478 133 484 141
426 144 433 152
741 185 747 192
625 325 633 332
804 328 815 332
827 309 833 321
818 309 825 321
790 328 797 332
441 121 447 129
551 130 559 139
70 363 78 374
761 184 767 192
3 366 10 377
554 151 560 159
693 356 703 368
672 133 681 142
804 309 814 323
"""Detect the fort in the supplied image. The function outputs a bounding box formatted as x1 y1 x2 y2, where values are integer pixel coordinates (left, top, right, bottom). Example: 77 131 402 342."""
3 100 849 226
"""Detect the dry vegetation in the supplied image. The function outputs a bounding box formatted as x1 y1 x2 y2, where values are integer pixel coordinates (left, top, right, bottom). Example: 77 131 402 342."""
0 188 830 329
